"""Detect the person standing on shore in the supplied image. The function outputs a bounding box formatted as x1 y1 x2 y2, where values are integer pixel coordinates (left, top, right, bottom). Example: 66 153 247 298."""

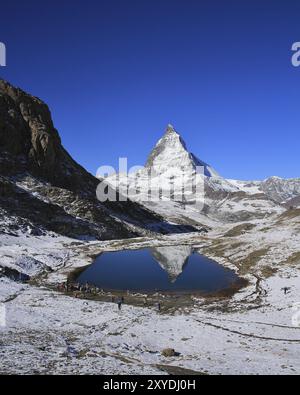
117 299 122 311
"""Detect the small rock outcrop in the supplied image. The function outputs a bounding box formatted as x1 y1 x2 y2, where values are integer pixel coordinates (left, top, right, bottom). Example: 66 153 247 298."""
161 348 179 357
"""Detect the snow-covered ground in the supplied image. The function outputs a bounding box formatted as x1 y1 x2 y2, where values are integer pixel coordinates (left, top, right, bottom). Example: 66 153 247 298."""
0 226 299 375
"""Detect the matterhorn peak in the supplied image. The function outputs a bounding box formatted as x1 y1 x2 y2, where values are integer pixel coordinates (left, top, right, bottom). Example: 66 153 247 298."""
165 123 177 133
160 123 188 150
163 124 182 141
145 125 219 178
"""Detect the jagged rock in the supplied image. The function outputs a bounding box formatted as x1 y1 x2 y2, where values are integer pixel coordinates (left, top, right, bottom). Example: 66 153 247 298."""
0 79 96 192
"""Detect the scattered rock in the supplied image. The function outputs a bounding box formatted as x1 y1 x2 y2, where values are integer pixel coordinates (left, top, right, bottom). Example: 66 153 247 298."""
161 348 179 357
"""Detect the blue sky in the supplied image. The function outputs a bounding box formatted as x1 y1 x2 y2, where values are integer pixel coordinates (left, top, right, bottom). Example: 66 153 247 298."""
0 0 299 180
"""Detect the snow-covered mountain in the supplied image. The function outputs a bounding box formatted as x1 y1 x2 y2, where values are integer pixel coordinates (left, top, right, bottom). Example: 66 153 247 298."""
106 125 300 226
145 124 219 178
260 176 300 204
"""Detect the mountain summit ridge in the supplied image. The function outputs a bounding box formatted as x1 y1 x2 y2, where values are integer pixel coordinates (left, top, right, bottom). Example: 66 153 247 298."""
145 124 219 178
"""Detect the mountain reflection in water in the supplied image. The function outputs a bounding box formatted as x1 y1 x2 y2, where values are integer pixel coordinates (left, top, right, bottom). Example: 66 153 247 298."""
76 245 241 294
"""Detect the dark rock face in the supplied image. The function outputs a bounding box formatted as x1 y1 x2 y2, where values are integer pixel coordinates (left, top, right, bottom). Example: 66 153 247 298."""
0 79 191 240
0 80 58 160
0 79 97 193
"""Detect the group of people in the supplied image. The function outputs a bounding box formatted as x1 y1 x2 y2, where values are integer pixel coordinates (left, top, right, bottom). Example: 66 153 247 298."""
56 281 102 295
56 281 162 312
